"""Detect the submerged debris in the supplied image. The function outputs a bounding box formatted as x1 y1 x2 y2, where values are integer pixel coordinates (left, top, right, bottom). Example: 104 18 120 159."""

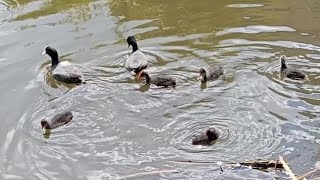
239 160 283 170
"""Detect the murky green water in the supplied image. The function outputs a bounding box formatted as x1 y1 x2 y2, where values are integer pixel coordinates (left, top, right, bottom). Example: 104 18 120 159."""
0 0 320 179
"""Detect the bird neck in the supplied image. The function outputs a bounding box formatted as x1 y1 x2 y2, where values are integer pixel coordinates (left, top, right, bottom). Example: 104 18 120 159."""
41 120 49 129
50 54 60 66
131 43 139 52
281 62 287 71
145 73 151 84
201 74 207 83
203 76 207 83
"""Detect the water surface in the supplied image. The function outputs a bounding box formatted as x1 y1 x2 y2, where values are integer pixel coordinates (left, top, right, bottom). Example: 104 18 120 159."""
0 0 320 179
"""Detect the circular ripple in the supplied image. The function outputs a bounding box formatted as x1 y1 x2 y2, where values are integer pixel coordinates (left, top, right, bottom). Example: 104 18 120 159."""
259 56 320 91
169 104 282 162
18 89 116 145
170 118 232 152
258 56 320 112
36 60 101 97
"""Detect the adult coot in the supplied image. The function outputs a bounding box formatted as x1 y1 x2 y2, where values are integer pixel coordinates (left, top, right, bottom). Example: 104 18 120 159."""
280 55 305 80
198 65 223 83
41 111 73 133
42 46 85 84
125 36 148 78
192 128 219 145
142 71 176 87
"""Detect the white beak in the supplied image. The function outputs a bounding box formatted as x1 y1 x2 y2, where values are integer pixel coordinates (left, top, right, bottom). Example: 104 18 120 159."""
42 50 46 55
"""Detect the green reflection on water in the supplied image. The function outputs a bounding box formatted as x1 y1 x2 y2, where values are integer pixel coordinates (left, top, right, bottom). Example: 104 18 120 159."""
15 0 92 23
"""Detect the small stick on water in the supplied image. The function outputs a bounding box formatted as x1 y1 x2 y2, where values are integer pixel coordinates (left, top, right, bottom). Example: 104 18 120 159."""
169 160 284 169
168 160 217 164
279 156 298 180
298 168 319 180
119 169 179 179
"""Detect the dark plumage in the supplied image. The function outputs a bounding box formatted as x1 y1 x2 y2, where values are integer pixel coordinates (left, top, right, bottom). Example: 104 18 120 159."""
142 71 176 87
125 36 148 78
199 65 223 83
42 46 85 84
280 55 305 80
41 111 73 130
192 128 219 145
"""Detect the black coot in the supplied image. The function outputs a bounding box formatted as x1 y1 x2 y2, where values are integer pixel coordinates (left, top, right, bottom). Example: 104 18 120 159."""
142 71 176 87
42 46 85 84
280 55 305 80
41 111 73 133
198 65 223 83
192 128 219 145
125 36 148 78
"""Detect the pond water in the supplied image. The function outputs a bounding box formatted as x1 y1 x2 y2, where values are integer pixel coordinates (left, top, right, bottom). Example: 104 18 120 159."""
0 0 320 179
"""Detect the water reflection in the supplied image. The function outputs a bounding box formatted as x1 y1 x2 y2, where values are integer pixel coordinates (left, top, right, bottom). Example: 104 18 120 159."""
0 0 18 23
15 0 92 23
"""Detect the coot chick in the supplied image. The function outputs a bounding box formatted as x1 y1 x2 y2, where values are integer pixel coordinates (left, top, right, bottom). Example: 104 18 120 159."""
125 36 148 78
192 128 219 145
280 55 305 80
41 111 73 131
199 65 223 83
42 46 85 84
142 71 176 87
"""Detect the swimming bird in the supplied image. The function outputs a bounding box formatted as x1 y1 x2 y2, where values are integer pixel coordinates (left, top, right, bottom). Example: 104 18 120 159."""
125 36 148 78
198 65 223 83
42 46 85 84
280 55 305 80
41 111 73 132
192 128 219 145
142 71 176 87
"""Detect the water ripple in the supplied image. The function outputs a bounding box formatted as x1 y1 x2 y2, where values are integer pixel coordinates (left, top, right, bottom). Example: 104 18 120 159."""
0 0 18 23
227 4 264 8
2 1 320 179
168 101 283 162
258 55 320 113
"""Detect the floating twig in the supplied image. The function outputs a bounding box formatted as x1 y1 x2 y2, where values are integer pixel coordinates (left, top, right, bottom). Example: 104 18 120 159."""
279 156 298 180
240 160 283 169
298 168 319 180
169 160 283 170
